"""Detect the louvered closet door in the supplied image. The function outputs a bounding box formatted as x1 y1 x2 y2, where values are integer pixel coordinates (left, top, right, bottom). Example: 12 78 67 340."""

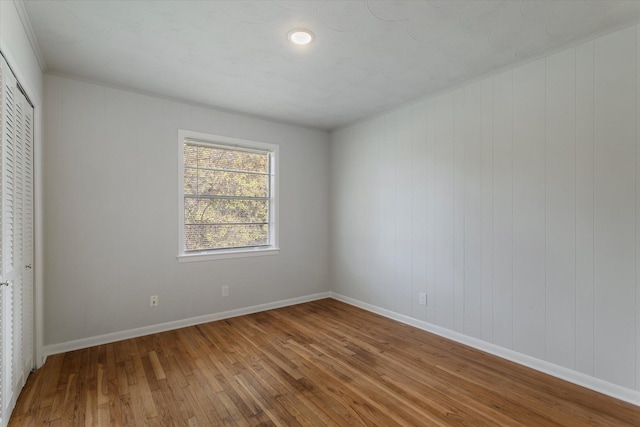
0 56 34 427
21 83 33 383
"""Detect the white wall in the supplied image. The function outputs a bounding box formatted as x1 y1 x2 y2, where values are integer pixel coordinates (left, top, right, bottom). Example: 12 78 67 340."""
331 24 640 397
43 74 330 348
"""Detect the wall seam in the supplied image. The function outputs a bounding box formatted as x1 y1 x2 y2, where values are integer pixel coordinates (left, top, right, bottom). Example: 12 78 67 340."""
592 38 596 379
511 70 515 348
635 24 639 390
544 57 548 361
491 77 495 343
574 46 578 371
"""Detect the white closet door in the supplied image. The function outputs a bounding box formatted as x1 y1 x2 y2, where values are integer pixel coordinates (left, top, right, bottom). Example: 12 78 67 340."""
0 55 16 427
0 56 34 427
21 88 33 379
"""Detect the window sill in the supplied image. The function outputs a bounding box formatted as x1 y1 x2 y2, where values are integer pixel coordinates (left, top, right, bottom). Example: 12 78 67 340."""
177 247 280 263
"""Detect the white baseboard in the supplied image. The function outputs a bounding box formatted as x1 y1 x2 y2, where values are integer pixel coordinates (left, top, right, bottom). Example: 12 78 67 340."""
40 290 640 407
330 292 640 408
42 292 331 358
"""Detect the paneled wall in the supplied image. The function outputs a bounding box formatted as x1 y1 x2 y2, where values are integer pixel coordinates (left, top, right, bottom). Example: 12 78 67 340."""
331 25 640 393
43 74 330 348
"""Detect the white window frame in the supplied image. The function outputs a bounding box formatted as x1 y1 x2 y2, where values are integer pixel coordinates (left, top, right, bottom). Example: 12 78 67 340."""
177 129 279 262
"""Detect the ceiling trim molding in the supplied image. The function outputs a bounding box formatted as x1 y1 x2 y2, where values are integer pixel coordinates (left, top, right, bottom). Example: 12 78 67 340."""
12 0 47 72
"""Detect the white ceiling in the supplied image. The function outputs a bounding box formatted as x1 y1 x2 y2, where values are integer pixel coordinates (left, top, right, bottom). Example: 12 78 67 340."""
22 0 640 130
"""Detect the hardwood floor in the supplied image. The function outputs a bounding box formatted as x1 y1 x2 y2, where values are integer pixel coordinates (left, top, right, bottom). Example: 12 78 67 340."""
9 299 640 426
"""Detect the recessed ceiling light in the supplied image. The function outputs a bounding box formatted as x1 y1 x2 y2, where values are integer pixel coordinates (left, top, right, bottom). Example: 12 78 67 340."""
288 29 314 45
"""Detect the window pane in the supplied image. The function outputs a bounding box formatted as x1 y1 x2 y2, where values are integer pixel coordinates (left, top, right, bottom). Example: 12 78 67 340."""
185 224 269 250
184 144 198 167
197 169 268 197
182 135 275 253
184 167 197 195
185 197 269 224
197 145 268 173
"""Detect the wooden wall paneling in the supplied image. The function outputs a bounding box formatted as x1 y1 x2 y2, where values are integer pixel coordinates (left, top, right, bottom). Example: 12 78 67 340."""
463 82 483 339
593 27 637 389
512 59 546 359
361 123 378 306
575 40 596 377
433 94 455 329
453 88 466 333
481 79 494 342
410 102 428 321
395 108 414 317
545 49 577 369
636 25 640 393
370 119 385 309
492 70 514 349
379 114 396 311
426 100 437 324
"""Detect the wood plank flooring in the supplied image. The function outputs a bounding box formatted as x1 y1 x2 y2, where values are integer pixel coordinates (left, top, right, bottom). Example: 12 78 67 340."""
9 299 640 426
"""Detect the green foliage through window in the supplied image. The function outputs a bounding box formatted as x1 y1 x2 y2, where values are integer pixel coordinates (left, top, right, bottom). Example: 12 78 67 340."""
183 141 272 251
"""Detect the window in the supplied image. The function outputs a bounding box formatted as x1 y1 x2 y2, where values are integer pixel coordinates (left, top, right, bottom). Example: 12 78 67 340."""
178 130 279 261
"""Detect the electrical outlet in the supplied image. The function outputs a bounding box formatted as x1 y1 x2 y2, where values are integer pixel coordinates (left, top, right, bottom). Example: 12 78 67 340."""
150 295 159 307
419 292 427 306
221 286 229 297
